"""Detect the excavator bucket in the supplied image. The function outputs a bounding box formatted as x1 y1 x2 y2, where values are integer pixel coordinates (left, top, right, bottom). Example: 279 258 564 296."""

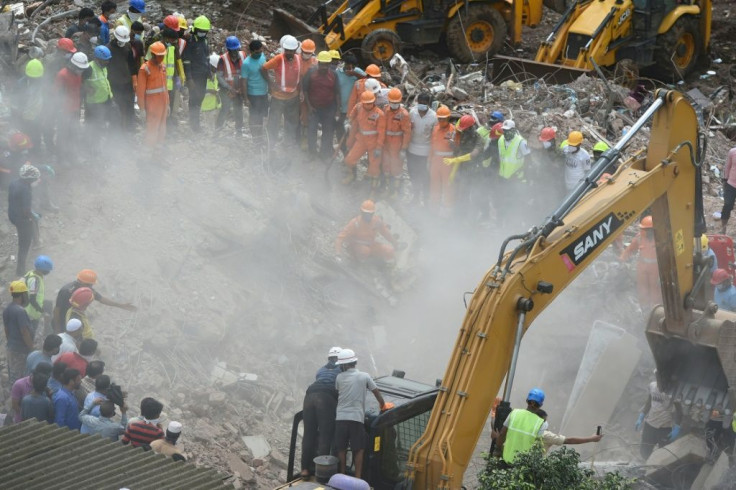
270 8 327 50
490 55 592 85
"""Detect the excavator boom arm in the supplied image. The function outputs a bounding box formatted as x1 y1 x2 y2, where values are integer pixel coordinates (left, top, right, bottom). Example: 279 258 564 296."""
405 90 702 488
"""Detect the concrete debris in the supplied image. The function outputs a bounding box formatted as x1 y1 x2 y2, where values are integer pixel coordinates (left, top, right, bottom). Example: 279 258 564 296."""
242 435 272 459
227 453 257 484
645 434 707 482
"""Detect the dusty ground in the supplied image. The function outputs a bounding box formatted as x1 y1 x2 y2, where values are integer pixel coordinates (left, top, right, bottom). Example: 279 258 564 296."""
1 0 736 489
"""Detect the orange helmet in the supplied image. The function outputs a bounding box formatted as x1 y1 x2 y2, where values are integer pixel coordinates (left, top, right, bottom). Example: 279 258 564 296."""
9 132 33 152
365 64 381 78
711 268 732 286
70 287 95 309
76 269 98 285
457 114 475 132
436 105 451 118
361 90 376 104
539 127 556 142
360 200 376 213
150 41 167 56
639 216 653 229
388 88 402 103
301 39 316 54
164 15 181 32
490 122 503 140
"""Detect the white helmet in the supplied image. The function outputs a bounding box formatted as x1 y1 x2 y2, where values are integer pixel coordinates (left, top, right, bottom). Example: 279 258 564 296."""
113 25 130 43
365 78 381 94
209 53 220 68
70 52 89 69
336 348 357 365
502 119 516 130
282 35 299 51
328 346 342 357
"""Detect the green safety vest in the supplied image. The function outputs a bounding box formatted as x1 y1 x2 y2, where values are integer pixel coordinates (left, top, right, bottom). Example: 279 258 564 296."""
502 409 544 464
85 61 112 104
498 133 526 180
164 44 175 91
201 76 221 112
23 270 45 321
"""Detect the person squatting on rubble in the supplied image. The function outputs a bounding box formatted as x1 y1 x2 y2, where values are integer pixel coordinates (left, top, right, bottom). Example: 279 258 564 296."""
335 200 398 265
620 216 662 309
301 347 342 477
635 370 682 460
151 421 186 460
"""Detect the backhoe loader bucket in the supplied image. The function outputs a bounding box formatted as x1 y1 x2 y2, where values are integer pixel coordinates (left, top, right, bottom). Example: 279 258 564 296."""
490 55 592 85
270 8 327 50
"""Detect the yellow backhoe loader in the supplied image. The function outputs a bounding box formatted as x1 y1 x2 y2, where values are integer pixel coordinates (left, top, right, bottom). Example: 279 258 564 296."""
494 0 711 82
270 0 554 64
277 91 734 489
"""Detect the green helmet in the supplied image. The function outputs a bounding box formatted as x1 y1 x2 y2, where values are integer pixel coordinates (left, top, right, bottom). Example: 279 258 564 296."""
593 141 610 153
25 59 44 78
193 15 211 31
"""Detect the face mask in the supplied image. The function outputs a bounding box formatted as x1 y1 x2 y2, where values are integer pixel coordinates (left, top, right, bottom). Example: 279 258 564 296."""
390 103 400 110
128 12 141 21
197 31 207 38
251 52 262 59
417 104 427 112
301 53 313 60
542 141 552 149
337 62 345 70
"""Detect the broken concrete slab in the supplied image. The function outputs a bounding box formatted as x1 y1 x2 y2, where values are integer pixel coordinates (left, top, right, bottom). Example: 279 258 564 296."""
242 435 271 459
645 434 707 482
227 452 256 484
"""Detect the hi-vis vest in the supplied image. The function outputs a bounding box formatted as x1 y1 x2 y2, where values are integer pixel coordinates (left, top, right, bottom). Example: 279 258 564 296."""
220 51 245 89
66 308 93 340
23 271 45 321
164 44 176 91
86 61 113 104
498 133 525 179
202 76 220 112
502 409 544 463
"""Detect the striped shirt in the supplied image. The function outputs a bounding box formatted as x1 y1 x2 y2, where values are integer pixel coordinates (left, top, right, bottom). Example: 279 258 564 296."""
122 420 164 447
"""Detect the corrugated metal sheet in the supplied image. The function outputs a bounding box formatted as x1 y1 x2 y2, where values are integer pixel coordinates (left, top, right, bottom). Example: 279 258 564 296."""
0 420 232 490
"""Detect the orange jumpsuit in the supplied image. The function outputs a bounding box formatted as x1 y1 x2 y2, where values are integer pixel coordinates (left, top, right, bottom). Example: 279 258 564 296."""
429 122 457 209
136 59 169 147
347 78 386 116
621 230 662 307
335 215 396 261
345 104 385 177
382 106 411 177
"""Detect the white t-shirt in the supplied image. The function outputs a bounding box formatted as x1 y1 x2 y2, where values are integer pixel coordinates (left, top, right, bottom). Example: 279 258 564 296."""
563 145 591 190
645 381 674 428
408 107 437 156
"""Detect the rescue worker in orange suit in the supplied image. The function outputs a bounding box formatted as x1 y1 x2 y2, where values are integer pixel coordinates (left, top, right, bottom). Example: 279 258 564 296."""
262 35 302 148
443 114 485 219
428 105 456 213
620 215 662 309
298 39 318 145
335 200 398 263
136 41 169 147
381 88 411 198
343 91 386 189
346 64 385 115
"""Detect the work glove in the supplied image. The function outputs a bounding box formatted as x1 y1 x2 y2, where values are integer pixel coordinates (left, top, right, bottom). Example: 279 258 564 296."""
380 402 395 412
635 412 645 432
668 425 681 442
443 153 472 166
373 148 382 158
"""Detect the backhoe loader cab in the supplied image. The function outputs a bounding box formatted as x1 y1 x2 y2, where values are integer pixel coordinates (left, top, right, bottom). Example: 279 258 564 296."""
271 0 547 65
534 0 711 80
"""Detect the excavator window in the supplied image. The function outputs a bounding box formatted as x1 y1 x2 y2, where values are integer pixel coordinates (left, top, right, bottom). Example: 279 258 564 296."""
378 409 432 482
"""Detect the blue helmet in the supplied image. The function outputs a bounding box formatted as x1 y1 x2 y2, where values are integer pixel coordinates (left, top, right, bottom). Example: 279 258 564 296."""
490 110 504 122
225 36 241 50
527 388 545 406
34 255 53 274
94 45 112 60
129 0 145 13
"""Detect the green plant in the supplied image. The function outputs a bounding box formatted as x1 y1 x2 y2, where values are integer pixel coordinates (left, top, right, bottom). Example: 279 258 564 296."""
478 444 635 490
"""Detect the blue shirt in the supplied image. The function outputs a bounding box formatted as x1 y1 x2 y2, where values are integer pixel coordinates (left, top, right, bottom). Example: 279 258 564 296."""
706 248 717 275
715 285 736 312
47 377 62 396
26 350 51 375
53 387 80 430
80 390 108 424
336 67 365 114
241 55 267 96
315 360 340 386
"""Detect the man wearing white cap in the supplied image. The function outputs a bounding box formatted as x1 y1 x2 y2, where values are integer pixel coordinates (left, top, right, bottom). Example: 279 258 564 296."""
52 318 83 361
150 421 185 459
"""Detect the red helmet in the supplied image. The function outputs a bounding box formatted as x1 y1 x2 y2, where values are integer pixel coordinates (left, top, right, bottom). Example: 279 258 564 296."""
70 287 95 309
539 127 556 142
164 15 181 31
9 132 33 151
490 122 503 140
457 114 475 132
57 38 77 53
711 268 732 286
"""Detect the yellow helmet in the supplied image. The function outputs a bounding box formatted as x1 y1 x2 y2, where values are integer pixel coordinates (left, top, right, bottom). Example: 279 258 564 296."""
567 131 584 146
317 51 332 63
329 49 341 60
9 280 29 294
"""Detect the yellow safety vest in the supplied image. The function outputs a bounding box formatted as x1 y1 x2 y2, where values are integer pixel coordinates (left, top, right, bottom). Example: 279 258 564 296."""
201 76 221 112
498 133 525 179
164 44 175 91
116 15 133 30
66 308 94 340
85 61 113 104
23 271 45 321
502 409 544 463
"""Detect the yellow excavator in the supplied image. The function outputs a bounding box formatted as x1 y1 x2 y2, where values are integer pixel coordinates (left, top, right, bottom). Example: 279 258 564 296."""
270 0 553 64
494 0 712 82
279 90 730 489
